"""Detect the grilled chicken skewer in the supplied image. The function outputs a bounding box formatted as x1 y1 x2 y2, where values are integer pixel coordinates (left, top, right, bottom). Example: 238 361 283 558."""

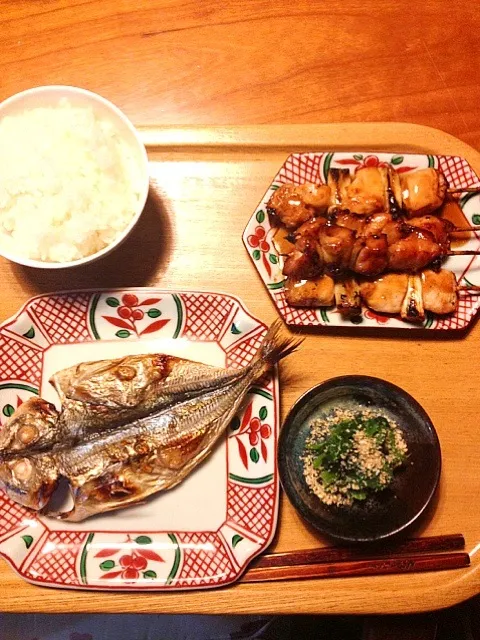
360 270 480 322
284 274 363 320
269 167 480 320
282 214 479 280
285 269 480 322
267 167 454 227
329 210 480 249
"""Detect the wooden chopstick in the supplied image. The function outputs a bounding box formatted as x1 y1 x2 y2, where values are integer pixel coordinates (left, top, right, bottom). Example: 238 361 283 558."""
241 551 470 583
250 533 465 570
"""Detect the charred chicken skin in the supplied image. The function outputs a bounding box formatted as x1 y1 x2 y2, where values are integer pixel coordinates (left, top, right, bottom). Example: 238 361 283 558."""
282 216 444 279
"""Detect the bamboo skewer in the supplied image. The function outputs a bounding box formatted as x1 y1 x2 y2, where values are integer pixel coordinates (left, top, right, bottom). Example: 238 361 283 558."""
448 250 480 256
448 187 480 194
241 534 469 584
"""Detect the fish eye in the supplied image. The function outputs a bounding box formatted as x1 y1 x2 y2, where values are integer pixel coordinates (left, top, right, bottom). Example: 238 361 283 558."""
115 366 137 381
17 425 39 445
9 458 33 482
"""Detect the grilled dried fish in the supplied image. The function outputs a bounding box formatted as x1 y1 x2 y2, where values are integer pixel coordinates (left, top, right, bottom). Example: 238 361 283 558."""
0 321 299 520
53 352 251 444
0 353 254 456
52 352 247 411
0 398 59 455
0 452 57 511
52 383 257 521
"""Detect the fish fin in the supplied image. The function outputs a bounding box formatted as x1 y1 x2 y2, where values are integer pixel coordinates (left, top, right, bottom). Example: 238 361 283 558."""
256 319 303 370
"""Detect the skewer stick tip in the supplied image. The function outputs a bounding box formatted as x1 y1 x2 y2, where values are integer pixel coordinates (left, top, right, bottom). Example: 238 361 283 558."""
447 187 480 194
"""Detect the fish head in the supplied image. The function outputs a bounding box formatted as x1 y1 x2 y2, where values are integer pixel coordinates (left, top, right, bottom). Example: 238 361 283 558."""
0 398 59 455
50 355 176 408
45 433 212 522
0 453 59 511
44 460 163 522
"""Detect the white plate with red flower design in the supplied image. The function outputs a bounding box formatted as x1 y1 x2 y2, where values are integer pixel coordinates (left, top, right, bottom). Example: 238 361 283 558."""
0 289 279 590
243 151 480 330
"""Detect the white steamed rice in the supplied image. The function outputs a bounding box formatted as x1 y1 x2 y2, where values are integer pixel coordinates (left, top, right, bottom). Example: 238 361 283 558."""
0 98 144 263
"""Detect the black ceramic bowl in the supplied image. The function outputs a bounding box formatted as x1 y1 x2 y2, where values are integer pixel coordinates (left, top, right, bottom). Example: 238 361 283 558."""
278 376 441 544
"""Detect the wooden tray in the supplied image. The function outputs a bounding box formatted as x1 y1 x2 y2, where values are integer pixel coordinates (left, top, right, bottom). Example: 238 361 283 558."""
0 124 478 614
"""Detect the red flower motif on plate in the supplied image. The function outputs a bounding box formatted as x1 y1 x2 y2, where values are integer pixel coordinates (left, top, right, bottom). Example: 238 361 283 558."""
230 401 272 469
96 535 164 583
247 226 277 278
364 308 392 324
335 154 416 174
117 553 148 581
102 294 170 339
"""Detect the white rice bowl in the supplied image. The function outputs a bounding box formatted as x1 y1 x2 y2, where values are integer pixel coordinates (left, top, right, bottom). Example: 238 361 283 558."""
0 86 149 268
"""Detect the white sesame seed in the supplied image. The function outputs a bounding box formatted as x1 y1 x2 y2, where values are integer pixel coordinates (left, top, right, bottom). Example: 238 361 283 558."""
302 406 407 507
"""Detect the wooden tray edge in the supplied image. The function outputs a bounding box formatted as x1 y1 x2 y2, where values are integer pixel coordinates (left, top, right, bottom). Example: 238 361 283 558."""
1 123 476 615
137 122 480 170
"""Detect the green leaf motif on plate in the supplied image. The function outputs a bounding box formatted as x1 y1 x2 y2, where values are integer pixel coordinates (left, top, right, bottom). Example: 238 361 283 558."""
21 535 33 549
143 570 157 579
323 153 334 182
252 249 261 261
231 323 241 335
256 210 265 223
250 447 260 463
232 534 243 548
22 326 35 339
259 406 268 420
147 308 162 318
458 192 478 209
391 155 404 165
353 154 364 161
472 214 480 225
106 297 120 307
135 535 152 545
2 404 14 418
115 330 131 339
270 184 279 191
230 416 241 431
267 280 285 290
100 560 115 571
269 254 278 265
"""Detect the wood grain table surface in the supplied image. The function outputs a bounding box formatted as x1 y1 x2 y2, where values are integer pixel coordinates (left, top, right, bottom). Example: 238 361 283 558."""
1 0 480 616
3 0 480 148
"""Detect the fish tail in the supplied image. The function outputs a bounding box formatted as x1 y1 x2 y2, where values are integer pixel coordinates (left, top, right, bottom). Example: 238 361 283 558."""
253 319 302 376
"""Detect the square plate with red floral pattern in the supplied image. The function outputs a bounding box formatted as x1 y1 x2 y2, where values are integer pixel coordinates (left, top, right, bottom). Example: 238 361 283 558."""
243 152 480 329
0 289 279 590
